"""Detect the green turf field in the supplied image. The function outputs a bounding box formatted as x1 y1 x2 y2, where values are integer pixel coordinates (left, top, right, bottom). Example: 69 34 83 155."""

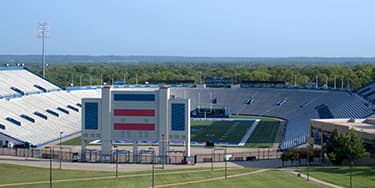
191 120 253 142
61 115 281 148
0 163 326 188
245 118 280 148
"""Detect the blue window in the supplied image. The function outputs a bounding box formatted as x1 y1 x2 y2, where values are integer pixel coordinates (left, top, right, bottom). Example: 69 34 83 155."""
67 105 79 112
6 117 21 126
10 86 25 95
20 114 35 123
85 102 98 130
57 107 69 114
34 111 48 120
33 84 47 92
171 104 185 131
0 124 5 130
114 94 155 101
46 109 59 117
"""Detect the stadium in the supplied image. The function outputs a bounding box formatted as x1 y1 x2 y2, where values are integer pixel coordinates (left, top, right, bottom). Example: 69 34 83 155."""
0 66 374 187
1 67 374 150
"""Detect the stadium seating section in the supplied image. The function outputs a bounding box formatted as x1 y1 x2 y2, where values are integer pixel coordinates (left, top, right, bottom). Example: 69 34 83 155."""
357 82 375 105
0 67 100 147
0 67 374 149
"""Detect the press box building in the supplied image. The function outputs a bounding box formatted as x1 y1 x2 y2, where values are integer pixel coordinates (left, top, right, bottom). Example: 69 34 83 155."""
81 86 190 161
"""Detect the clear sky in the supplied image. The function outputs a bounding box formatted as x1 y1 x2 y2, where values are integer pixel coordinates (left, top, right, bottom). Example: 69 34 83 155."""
1 0 374 57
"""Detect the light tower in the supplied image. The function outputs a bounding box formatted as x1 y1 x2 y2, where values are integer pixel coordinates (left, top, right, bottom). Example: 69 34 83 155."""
38 22 49 78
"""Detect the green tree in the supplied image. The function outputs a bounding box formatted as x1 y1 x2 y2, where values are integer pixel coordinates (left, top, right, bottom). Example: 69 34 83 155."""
340 129 367 162
326 128 366 164
326 129 342 164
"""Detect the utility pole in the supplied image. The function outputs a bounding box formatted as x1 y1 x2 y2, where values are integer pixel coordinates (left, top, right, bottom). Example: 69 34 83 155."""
71 74 74 87
38 22 48 78
59 132 63 169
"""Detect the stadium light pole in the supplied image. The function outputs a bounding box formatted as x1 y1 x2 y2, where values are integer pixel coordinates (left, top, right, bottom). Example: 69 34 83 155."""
80 74 83 86
149 147 155 188
161 134 165 169
334 75 337 89
224 146 227 179
211 148 214 172
350 162 352 188
45 146 52 188
38 22 48 78
307 145 310 181
59 131 63 169
114 145 118 178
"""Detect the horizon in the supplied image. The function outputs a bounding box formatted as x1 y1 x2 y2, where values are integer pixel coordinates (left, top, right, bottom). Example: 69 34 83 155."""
2 54 375 59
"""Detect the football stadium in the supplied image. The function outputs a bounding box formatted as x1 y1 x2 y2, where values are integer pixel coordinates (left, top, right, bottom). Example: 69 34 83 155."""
0 66 374 187
2 67 374 150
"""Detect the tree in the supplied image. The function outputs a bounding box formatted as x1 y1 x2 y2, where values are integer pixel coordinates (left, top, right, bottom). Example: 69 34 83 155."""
340 129 367 162
326 129 342 164
326 128 366 164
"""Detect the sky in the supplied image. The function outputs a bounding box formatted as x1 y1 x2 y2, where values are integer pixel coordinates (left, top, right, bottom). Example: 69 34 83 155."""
1 0 375 57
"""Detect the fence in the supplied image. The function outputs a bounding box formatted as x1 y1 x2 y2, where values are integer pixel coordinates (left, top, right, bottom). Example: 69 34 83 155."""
195 148 281 163
0 147 281 164
0 147 74 161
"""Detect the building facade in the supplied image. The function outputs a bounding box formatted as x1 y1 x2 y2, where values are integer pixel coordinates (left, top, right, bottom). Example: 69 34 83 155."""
81 86 190 161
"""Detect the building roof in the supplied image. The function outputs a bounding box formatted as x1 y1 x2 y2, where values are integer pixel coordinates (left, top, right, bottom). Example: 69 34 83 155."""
310 118 375 141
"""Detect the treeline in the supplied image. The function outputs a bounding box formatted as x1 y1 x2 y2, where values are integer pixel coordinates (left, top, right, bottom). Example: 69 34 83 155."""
26 63 375 89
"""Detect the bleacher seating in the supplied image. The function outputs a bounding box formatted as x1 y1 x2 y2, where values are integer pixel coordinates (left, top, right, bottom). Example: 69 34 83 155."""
356 81 375 105
314 104 334 119
0 68 97 147
170 87 375 149
0 67 61 98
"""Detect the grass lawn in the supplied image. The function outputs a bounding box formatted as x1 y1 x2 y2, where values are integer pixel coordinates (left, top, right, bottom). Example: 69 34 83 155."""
0 163 325 188
169 170 326 188
300 165 375 188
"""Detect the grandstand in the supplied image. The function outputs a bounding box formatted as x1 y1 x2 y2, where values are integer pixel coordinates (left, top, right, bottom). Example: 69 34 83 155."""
0 67 374 151
356 81 375 105
0 67 98 147
170 87 375 149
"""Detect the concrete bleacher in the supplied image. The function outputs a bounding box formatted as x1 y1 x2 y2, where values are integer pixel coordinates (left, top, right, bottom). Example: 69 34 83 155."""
0 91 84 146
0 67 61 98
356 81 375 105
0 68 96 147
